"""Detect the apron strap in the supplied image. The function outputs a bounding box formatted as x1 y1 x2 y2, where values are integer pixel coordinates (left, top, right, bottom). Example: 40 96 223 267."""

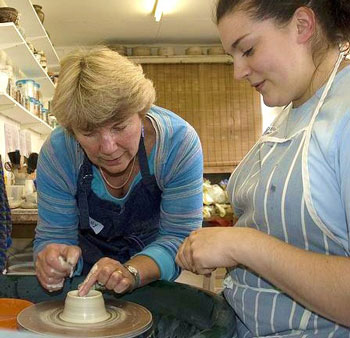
302 51 348 251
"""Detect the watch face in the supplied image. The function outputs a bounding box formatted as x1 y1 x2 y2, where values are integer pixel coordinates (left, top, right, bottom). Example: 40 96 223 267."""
127 265 137 275
124 265 141 288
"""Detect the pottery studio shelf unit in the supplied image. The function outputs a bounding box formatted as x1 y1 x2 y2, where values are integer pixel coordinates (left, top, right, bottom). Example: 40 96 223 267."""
0 92 52 134
5 0 60 71
128 54 234 65
0 23 54 134
0 0 59 135
0 23 55 98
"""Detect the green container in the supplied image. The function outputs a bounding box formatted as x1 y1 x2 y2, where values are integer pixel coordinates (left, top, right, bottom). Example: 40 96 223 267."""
0 275 236 338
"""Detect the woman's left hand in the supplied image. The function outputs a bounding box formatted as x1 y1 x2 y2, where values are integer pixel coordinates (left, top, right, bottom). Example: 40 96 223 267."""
78 257 135 296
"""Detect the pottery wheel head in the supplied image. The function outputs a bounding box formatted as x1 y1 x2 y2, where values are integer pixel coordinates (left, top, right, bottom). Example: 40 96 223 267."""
17 299 153 338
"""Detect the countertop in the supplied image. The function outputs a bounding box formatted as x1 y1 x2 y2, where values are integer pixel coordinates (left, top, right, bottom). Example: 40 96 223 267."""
10 208 37 238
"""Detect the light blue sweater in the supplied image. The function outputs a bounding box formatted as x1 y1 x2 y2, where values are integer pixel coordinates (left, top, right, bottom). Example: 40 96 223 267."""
34 105 203 280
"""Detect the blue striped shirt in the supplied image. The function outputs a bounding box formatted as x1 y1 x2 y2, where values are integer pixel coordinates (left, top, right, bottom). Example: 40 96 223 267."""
34 105 203 280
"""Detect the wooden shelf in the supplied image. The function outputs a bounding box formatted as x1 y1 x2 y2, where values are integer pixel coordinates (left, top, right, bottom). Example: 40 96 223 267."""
128 55 233 64
204 166 236 174
0 23 55 99
0 92 53 134
5 0 60 71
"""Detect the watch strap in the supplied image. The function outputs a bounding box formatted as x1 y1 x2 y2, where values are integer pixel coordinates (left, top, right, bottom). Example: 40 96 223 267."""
123 264 141 289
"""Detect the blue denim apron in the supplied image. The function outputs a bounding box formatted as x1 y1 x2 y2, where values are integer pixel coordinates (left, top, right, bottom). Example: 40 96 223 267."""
76 135 161 274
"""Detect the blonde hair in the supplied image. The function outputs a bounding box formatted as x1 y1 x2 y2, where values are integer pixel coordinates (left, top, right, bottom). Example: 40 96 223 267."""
52 46 156 132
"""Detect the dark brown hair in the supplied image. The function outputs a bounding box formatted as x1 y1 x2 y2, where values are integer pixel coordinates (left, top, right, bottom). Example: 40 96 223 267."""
216 0 350 49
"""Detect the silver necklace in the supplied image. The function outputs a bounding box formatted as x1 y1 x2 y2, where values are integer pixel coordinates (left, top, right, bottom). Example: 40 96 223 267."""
99 156 136 190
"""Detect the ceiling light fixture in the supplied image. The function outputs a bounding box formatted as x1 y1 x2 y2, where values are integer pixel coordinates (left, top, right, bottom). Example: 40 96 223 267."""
153 0 164 22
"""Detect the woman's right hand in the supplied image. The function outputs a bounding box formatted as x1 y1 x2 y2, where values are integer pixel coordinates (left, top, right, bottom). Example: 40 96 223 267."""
176 227 241 274
35 243 81 292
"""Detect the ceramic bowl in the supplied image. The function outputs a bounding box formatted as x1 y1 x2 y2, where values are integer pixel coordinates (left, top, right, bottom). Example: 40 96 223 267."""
60 290 110 324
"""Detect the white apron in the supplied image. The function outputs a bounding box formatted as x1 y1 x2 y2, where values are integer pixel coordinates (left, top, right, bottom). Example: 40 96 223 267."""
225 53 350 338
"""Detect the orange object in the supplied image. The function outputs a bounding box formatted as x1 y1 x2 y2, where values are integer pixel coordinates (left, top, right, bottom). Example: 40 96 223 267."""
0 298 33 330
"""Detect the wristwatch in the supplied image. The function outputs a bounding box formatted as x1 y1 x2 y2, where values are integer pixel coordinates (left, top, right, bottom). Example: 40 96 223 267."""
124 264 141 289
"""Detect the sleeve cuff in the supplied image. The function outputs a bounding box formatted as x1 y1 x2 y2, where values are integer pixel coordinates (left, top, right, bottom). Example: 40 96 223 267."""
135 246 178 281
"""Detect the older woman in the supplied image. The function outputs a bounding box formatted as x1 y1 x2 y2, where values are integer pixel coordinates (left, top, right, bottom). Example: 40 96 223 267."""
34 47 203 296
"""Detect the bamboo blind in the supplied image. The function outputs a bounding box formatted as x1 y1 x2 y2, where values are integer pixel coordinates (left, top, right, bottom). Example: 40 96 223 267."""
142 63 262 173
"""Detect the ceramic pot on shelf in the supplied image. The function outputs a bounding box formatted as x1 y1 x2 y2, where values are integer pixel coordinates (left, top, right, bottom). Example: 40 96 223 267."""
132 46 151 56
0 7 19 25
208 46 225 55
33 4 44 24
185 46 203 55
158 47 175 56
107 44 127 56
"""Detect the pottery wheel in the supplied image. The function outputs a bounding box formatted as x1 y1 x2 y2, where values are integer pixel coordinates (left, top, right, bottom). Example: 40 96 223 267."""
17 299 153 338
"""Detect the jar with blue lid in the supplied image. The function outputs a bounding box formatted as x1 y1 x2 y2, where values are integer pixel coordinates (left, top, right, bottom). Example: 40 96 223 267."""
24 96 35 114
41 108 48 123
33 98 40 117
34 82 41 100
16 79 35 99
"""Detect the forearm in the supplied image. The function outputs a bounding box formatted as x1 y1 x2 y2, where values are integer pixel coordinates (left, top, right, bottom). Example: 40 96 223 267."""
125 255 160 286
236 228 350 327
34 221 79 255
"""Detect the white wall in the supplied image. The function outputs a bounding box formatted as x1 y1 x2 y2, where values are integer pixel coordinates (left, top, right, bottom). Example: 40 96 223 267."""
0 115 47 165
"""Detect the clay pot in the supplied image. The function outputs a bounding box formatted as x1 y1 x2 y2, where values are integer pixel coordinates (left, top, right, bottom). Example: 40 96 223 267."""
208 46 225 55
60 290 110 324
185 46 203 55
158 47 175 56
33 4 44 24
132 46 151 56
0 7 19 25
107 44 127 56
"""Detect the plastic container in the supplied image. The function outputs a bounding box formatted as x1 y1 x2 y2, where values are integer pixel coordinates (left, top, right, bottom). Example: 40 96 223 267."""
41 108 48 123
5 185 24 201
1 65 15 97
16 79 35 99
48 114 57 128
32 98 40 117
33 82 40 100
0 298 33 330
0 70 9 93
